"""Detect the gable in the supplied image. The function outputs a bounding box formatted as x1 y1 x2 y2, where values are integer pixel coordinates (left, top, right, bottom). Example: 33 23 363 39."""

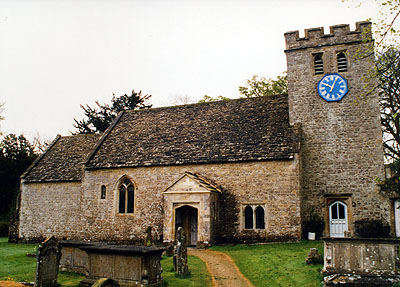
22 134 101 183
164 172 222 194
86 95 299 169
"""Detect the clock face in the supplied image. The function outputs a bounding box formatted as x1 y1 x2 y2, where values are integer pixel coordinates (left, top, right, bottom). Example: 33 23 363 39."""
317 73 348 102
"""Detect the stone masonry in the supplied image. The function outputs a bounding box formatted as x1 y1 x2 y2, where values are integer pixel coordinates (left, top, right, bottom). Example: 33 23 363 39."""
19 158 301 244
285 22 388 235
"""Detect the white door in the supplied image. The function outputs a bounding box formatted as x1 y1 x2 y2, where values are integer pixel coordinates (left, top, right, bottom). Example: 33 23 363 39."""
395 200 400 237
329 201 348 237
190 213 198 245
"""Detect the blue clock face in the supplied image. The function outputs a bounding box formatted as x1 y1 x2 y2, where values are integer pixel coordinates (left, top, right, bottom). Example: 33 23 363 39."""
317 73 348 102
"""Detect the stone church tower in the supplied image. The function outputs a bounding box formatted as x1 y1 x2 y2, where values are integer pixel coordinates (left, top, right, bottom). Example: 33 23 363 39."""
284 22 389 237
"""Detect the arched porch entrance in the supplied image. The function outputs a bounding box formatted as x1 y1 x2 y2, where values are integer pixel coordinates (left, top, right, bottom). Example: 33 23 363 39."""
175 205 198 246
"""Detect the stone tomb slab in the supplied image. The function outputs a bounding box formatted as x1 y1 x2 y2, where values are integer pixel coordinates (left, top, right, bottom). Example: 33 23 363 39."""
78 244 165 287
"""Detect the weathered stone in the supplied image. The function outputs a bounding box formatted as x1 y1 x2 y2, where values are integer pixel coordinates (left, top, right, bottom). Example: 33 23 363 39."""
323 238 400 276
174 227 188 276
79 244 165 287
34 236 61 287
59 240 93 274
19 159 301 244
285 22 388 236
305 248 322 265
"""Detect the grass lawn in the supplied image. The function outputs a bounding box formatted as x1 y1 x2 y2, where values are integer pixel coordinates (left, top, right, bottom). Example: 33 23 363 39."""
161 255 212 287
212 240 324 287
1 237 322 287
0 237 84 286
0 237 211 287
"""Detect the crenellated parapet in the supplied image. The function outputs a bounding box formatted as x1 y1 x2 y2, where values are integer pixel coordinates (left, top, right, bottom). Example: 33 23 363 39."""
284 21 372 51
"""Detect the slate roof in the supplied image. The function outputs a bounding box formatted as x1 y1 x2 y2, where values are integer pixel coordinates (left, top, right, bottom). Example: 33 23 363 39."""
22 134 101 183
86 95 299 169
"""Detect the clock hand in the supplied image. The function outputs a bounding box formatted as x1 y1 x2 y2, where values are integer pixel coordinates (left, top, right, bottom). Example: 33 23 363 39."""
330 77 338 92
321 83 332 88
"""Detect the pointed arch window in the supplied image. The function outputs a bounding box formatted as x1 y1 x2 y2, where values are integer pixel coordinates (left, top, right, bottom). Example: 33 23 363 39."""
118 178 134 214
337 51 347 72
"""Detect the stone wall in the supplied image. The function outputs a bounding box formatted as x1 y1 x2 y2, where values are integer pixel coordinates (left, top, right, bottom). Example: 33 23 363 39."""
285 22 389 235
19 158 301 243
19 182 84 241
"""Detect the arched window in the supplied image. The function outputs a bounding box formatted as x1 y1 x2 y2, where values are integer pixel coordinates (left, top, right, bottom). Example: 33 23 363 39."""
118 178 134 213
100 185 106 199
337 51 347 72
255 206 265 229
244 206 253 229
313 53 324 75
329 201 348 237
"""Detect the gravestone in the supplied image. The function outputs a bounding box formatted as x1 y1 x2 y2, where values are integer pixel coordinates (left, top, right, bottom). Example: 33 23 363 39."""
305 248 322 265
34 236 61 287
92 278 120 287
174 227 188 276
144 226 153 246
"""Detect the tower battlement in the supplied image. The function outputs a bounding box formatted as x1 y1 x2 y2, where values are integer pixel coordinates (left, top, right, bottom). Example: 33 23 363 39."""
284 21 372 51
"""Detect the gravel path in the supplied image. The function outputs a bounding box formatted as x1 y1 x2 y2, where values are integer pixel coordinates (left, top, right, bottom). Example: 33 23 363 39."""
188 249 254 287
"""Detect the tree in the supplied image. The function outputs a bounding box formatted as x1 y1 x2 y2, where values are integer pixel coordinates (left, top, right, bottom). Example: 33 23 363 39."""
375 47 400 192
377 47 400 162
238 73 288 98
198 95 231 103
74 90 152 134
0 134 37 218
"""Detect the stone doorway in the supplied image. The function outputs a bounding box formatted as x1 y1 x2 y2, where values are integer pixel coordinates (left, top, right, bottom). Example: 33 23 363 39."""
175 205 198 246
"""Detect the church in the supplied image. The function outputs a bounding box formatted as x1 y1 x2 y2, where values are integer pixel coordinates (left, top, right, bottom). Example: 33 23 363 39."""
16 21 393 247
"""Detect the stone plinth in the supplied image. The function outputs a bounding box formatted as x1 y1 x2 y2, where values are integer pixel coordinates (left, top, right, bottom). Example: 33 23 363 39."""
59 240 95 274
322 237 400 286
79 245 165 287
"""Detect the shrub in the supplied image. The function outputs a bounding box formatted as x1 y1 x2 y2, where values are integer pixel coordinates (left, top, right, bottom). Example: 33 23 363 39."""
354 219 391 238
302 212 325 240
0 221 9 237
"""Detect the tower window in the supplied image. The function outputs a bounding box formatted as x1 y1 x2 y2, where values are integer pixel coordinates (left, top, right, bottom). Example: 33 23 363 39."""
313 53 324 75
337 51 347 72
100 185 106 199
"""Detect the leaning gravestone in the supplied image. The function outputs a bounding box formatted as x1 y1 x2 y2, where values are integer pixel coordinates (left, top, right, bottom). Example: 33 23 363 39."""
34 236 61 287
174 227 189 276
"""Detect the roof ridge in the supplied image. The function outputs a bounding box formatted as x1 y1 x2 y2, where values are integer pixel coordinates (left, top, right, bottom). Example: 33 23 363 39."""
21 134 62 180
61 133 100 139
123 94 287 115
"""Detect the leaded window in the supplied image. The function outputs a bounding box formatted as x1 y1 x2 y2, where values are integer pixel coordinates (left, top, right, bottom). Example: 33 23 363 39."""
118 178 134 213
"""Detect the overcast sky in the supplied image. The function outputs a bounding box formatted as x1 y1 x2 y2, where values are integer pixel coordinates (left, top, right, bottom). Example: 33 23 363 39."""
0 0 386 140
